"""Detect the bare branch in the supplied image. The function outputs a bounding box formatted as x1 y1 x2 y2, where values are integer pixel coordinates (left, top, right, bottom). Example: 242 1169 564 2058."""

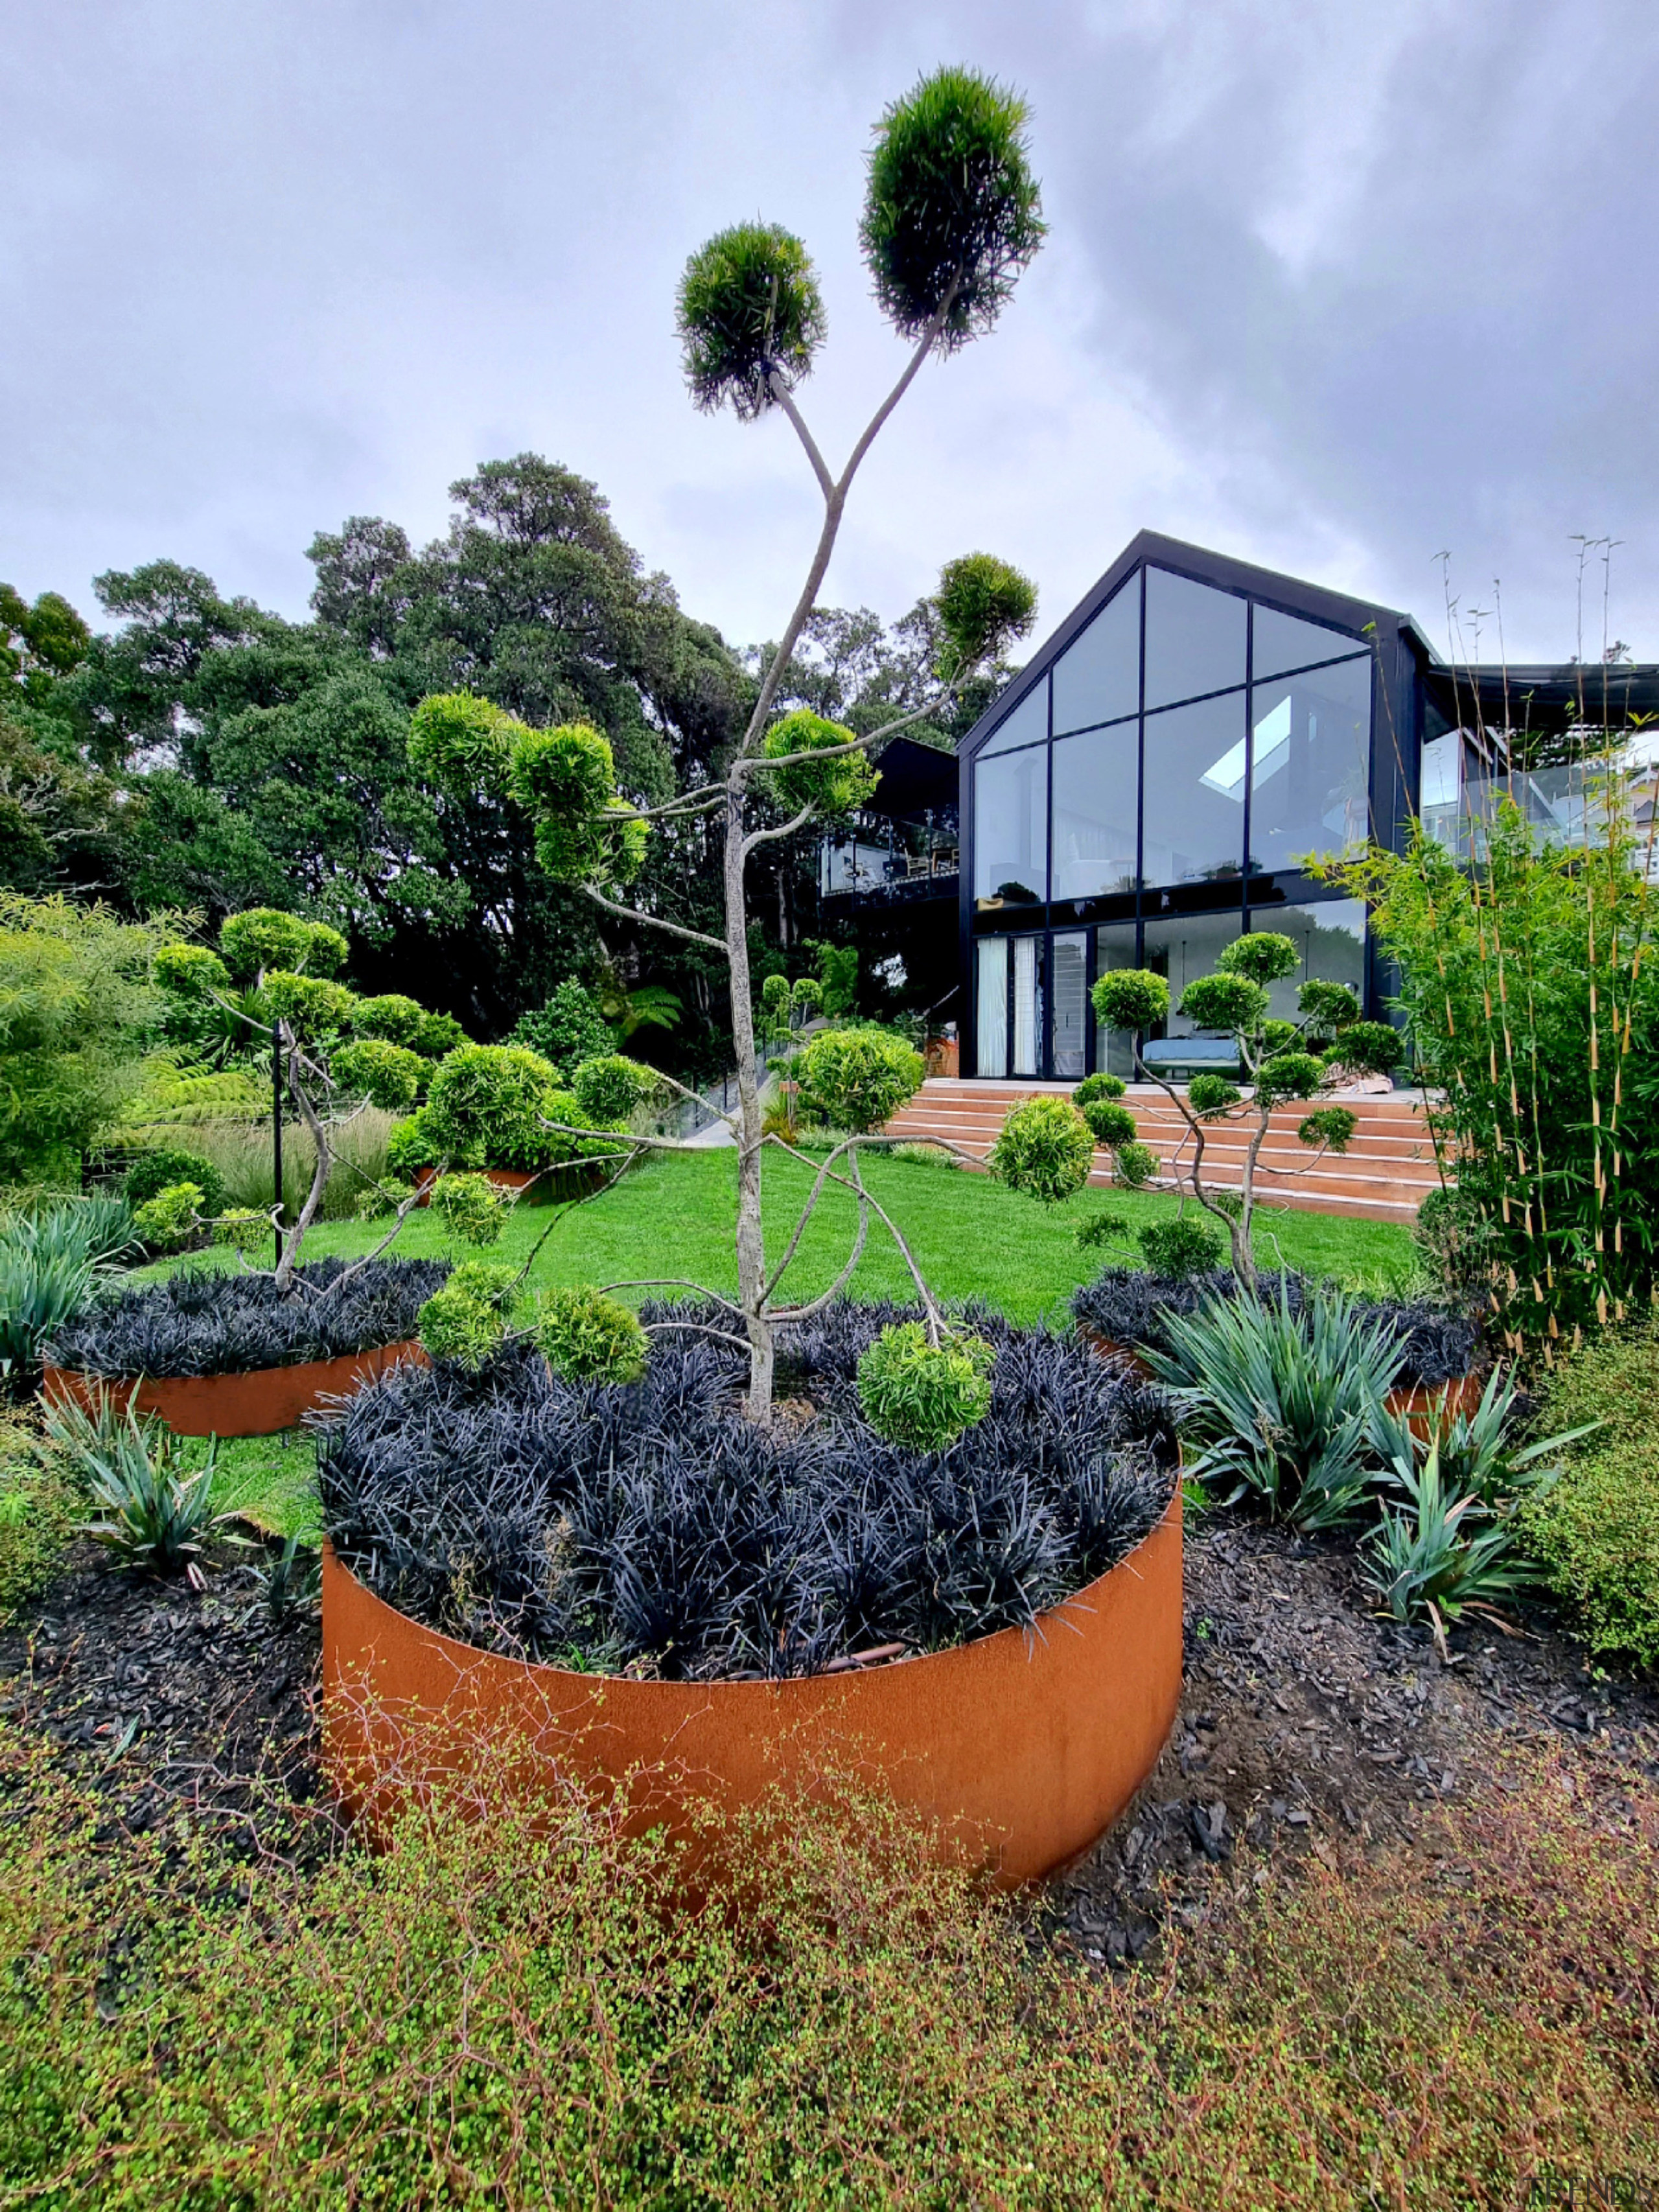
767 373 835 499
580 883 725 952
601 1278 743 1311
642 1318 753 1351
740 804 815 861
537 1113 704 1156
760 1132 947 1337
767 1149 871 1320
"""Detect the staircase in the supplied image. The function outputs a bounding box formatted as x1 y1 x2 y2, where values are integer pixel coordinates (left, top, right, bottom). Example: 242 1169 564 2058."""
883 1079 1444 1224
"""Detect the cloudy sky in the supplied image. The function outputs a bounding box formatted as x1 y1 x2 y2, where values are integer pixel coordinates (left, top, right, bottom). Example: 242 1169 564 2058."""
5 0 1656 666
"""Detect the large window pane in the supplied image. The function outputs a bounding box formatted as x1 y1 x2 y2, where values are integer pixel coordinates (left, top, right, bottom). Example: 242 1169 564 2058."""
976 937 1008 1077
1247 655 1371 874
1052 932 1087 1079
1092 922 1137 1079
1141 693 1248 885
973 747 1048 905
1012 937 1041 1076
1051 723 1139 900
1420 729 1462 849
1143 911 1244 1040
1246 900 1367 1025
1052 576 1140 734
977 677 1047 758
1144 566 1246 708
1251 602 1362 682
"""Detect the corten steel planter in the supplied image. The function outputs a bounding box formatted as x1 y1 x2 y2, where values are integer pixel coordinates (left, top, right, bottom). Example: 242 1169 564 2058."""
41 1340 428 1439
321 1496 1183 1887
413 1167 540 1207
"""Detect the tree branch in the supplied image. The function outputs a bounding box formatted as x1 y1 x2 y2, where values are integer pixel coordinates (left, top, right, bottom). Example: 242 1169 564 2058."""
740 804 815 861
767 374 835 499
581 883 725 952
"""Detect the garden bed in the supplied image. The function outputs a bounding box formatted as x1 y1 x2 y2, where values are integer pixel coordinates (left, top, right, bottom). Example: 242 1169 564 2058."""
41 1257 449 1438
319 1301 1184 1878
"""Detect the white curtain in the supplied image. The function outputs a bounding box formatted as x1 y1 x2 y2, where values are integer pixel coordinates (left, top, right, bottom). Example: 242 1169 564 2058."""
1012 936 1039 1075
977 937 1008 1077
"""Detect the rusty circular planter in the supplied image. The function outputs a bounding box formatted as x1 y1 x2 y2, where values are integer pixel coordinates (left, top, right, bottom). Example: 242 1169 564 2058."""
321 1496 1183 1887
41 1339 428 1439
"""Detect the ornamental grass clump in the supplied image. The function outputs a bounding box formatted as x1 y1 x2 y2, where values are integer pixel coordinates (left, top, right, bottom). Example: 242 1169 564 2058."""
319 1300 1176 1679
45 1257 450 1380
0 1197 137 1388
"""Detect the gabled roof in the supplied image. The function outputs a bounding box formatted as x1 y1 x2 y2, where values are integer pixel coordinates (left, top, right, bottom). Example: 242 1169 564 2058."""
959 530 1421 762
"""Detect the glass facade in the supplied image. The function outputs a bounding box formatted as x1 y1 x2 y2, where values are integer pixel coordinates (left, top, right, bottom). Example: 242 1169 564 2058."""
969 559 1379 1080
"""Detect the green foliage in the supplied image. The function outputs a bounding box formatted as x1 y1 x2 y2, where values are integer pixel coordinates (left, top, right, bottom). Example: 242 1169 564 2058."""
860 66 1045 349
0 1415 80 1620
506 721 649 887
351 993 425 1047
1254 1050 1326 1108
1362 1440 1537 1625
986 1095 1095 1204
428 1172 513 1248
1323 1019 1404 1077
856 1320 994 1450
1146 1284 1407 1528
0 892 168 1183
45 1388 223 1574
1299 1105 1359 1153
1139 1217 1223 1278
796 1027 924 1134
125 1145 227 1219
510 981 615 1083
424 1045 559 1170
386 1106 447 1176
1297 977 1363 1038
1080 1097 1137 1148
572 1054 655 1124
809 939 859 1019
934 553 1038 674
212 1207 272 1256
1523 1318 1659 1665
1074 1207 1130 1250
0 1200 132 1382
1187 1072 1242 1119
220 907 343 981
1216 929 1300 986
406 690 516 796
1318 806 1659 1338
1072 1071 1126 1107
1179 972 1269 1034
152 942 230 1001
261 970 356 1039
1259 1017 1298 1056
410 1010 469 1060
677 222 827 420
531 1285 650 1384
417 1261 522 1369
132 1182 207 1252
1112 1140 1159 1190
789 975 822 1021
1091 966 1168 1034
758 709 878 818
330 1038 424 1113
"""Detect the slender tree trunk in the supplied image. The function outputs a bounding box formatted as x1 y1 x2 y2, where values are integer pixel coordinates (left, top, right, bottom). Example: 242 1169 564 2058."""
724 789 774 1420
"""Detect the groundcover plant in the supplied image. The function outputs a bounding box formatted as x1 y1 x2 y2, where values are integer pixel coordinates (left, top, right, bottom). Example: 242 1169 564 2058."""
319 1299 1178 1678
45 1257 451 1379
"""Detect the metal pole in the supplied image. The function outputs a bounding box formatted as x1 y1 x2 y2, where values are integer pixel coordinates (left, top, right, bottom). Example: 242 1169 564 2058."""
271 1023 284 1268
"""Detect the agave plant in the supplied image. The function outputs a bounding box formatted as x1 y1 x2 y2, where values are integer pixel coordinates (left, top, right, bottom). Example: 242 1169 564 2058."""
0 1197 139 1386
1360 1440 1538 1629
1144 1280 1407 1529
44 1388 229 1579
1367 1366 1597 1517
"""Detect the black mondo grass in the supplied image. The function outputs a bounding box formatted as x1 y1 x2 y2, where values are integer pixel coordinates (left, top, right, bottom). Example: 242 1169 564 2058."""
44 1257 452 1380
1071 1268 1479 1390
318 1301 1178 1683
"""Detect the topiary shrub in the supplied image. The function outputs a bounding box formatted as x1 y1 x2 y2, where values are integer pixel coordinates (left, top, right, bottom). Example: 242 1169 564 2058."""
1137 1218 1223 1279
1073 1071 1126 1108
386 1106 448 1176
571 1055 657 1124
857 1321 995 1450
424 1045 561 1171
331 1039 425 1113
417 1262 524 1371
510 981 614 1082
428 1172 513 1248
261 972 357 1040
351 993 426 1047
1080 1097 1138 1149
1111 1141 1159 1189
220 908 337 981
132 1182 207 1252
532 1287 650 1384
212 1208 272 1256
796 1027 925 1134
758 710 879 818
412 1010 469 1060
986 1095 1095 1204
126 1145 227 1221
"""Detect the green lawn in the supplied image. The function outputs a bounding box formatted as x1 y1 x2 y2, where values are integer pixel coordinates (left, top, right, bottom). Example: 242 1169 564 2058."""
176 1150 1415 1539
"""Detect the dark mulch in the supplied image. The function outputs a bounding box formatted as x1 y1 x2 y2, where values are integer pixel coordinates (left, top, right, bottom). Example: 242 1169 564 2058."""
0 1535 329 1861
1049 1515 1659 1968
5 1515 1656 1944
